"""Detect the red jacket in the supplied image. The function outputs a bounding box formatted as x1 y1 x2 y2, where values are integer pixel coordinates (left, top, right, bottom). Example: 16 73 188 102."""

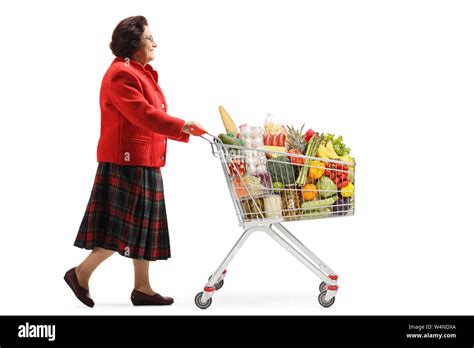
97 57 189 167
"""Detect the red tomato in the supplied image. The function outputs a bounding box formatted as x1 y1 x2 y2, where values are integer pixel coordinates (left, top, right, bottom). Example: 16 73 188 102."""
343 180 349 187
337 183 343 190
330 172 336 180
342 172 348 180
335 178 341 184
288 149 304 165
324 169 330 176
324 162 328 168
293 159 304 165
336 163 342 170
343 165 348 171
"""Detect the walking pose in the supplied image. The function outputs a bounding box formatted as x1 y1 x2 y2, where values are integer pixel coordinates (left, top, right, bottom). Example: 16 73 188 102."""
64 16 202 307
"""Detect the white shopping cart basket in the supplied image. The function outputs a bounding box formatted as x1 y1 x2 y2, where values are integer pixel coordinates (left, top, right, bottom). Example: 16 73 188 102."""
188 125 355 309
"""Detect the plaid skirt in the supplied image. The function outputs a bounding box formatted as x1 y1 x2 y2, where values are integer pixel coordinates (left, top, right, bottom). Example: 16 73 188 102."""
74 162 171 261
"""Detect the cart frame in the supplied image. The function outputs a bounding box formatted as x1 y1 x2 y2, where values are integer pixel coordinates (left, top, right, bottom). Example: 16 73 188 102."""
194 132 354 309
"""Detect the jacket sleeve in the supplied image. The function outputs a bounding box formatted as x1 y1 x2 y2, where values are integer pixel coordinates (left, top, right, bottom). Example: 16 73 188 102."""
109 70 186 138
168 131 190 143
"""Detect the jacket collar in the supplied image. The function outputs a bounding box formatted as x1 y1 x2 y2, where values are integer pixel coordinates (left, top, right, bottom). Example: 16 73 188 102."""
114 57 158 81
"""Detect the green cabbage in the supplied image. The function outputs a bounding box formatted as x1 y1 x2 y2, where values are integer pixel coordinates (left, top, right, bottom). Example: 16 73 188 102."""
316 176 337 198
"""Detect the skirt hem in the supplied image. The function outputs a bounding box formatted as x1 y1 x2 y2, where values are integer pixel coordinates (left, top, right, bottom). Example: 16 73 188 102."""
73 242 170 261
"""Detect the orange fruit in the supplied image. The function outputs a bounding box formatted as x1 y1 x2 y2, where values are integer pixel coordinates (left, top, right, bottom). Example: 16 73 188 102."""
302 184 317 201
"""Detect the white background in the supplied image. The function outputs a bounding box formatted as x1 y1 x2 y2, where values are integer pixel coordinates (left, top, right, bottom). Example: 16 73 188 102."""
0 0 473 315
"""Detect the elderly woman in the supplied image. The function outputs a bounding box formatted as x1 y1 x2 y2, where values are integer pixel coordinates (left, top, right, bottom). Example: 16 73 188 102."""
64 16 202 307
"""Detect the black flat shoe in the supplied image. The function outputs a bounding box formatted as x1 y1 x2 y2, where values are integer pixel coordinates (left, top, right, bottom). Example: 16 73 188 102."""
131 289 174 306
64 267 94 308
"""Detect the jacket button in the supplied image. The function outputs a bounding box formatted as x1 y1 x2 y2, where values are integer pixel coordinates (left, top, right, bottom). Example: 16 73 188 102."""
160 156 165 161
161 103 165 109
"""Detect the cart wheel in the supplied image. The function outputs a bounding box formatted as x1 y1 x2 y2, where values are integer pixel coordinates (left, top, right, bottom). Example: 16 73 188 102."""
195 292 212 310
318 291 335 308
319 282 327 292
208 276 224 290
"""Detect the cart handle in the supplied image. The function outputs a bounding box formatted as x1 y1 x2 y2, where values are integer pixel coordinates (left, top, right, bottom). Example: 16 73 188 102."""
189 124 219 142
188 124 208 136
189 125 222 157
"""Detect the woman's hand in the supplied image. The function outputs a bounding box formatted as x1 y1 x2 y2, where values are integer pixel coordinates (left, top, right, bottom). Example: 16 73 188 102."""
182 121 205 135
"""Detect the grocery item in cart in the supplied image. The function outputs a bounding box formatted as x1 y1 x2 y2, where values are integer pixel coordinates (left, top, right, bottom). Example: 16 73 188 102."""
264 113 284 135
227 155 246 177
332 196 352 216
301 196 338 219
295 133 325 186
316 176 338 198
240 125 269 177
262 145 286 158
218 133 242 147
281 184 301 221
255 172 272 190
286 124 307 155
240 125 264 148
263 194 283 219
244 149 267 176
301 183 318 201
263 113 286 148
219 105 239 136
340 182 354 197
242 175 266 197
241 197 265 221
324 134 351 157
308 160 325 180
232 176 249 199
267 156 299 185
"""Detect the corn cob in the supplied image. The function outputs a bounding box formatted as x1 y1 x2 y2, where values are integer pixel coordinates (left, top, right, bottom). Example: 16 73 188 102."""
219 105 239 135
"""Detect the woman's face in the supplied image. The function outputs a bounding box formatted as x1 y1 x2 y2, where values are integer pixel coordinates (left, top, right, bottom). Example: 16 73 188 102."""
134 25 157 65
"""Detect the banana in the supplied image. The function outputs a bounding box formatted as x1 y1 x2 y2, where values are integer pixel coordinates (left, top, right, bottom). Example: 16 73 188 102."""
325 141 341 160
316 144 330 159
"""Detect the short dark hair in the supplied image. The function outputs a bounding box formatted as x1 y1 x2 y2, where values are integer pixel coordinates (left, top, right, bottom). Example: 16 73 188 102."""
110 16 148 58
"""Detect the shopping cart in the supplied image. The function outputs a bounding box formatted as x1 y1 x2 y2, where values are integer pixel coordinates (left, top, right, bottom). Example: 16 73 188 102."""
188 125 355 309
